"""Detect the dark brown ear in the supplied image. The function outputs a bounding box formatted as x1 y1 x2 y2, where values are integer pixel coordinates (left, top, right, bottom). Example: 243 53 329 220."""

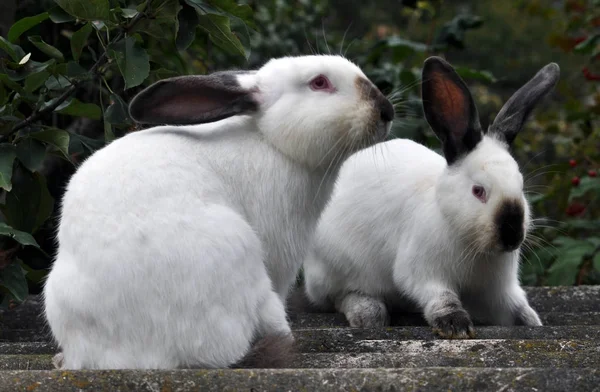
488 62 560 146
129 71 259 125
421 56 483 165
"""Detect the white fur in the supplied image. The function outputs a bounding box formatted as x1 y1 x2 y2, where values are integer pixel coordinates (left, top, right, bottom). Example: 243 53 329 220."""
43 55 392 369
304 136 541 329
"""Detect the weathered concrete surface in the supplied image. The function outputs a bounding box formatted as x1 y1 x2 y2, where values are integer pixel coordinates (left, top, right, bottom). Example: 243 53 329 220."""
293 326 600 352
0 286 599 391
1 339 599 370
525 286 600 312
4 326 599 356
291 340 599 368
289 311 600 328
1 368 599 392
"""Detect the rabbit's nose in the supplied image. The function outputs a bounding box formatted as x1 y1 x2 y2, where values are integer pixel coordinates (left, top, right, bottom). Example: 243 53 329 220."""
380 99 395 123
496 199 525 252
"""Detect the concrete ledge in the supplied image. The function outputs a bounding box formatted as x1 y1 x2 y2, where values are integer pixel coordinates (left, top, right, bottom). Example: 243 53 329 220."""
1 368 599 392
2 339 598 371
291 339 599 368
293 326 600 352
4 326 600 356
289 312 600 329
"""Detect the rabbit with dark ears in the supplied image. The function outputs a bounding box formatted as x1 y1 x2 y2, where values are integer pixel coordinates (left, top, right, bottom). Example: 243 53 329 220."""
43 55 394 369
303 56 559 338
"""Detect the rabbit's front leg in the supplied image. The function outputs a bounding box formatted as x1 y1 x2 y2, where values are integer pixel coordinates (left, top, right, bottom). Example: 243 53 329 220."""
415 282 476 339
336 292 390 328
491 284 542 326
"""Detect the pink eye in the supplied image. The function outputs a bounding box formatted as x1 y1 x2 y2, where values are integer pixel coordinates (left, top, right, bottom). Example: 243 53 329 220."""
310 75 334 92
472 185 487 203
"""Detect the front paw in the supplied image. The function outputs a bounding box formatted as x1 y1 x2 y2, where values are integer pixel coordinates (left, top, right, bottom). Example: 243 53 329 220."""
432 310 475 339
515 305 543 326
346 308 390 328
341 295 390 328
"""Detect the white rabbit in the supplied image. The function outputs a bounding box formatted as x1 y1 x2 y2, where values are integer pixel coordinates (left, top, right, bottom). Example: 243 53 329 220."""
303 56 560 338
43 55 394 369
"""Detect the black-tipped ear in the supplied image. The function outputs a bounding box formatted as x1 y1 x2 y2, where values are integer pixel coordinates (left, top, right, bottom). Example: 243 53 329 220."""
488 63 560 146
421 56 483 165
129 71 259 125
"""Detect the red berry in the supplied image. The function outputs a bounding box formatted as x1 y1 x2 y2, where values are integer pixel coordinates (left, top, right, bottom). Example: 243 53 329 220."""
589 170 598 177
569 159 577 167
566 202 586 217
583 67 600 81
572 176 581 186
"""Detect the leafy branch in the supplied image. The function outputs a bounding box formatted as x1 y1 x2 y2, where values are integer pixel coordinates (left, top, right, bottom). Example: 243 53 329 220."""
5 10 148 139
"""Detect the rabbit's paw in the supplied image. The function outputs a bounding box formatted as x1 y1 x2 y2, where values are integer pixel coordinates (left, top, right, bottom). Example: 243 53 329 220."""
432 309 475 339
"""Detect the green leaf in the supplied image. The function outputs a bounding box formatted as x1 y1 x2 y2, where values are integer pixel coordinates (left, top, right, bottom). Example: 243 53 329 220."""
24 70 50 92
108 36 150 89
48 6 76 23
44 75 71 90
30 129 70 161
561 219 600 231
0 261 29 303
435 14 484 49
120 8 139 18
20 261 47 285
16 138 46 172
0 222 40 248
574 33 600 54
1 167 55 234
104 93 131 125
53 0 110 21
378 37 428 62
208 0 255 28
176 4 199 51
8 13 50 43
0 144 17 191
197 13 247 58
28 36 64 62
71 23 93 62
1 58 55 82
66 61 87 78
187 0 256 29
569 176 600 201
0 74 24 95
546 239 595 286
0 36 26 62
594 252 600 273
131 0 181 38
69 133 105 156
454 67 497 83
55 98 101 120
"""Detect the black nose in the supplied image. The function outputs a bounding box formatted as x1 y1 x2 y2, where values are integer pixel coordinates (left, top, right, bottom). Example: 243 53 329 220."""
496 200 525 251
380 99 395 123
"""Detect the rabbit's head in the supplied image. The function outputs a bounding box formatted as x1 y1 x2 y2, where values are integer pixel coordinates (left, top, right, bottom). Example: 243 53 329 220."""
129 55 394 169
421 57 560 253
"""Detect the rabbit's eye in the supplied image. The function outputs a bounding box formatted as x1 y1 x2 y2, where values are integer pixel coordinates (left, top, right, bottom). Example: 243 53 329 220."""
472 185 487 203
310 75 335 92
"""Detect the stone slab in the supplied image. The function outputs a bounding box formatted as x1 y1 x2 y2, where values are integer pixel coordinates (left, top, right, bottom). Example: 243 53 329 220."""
1 368 599 392
1 339 598 370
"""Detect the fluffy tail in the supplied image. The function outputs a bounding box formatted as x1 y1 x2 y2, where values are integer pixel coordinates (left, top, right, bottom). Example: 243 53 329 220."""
233 333 295 369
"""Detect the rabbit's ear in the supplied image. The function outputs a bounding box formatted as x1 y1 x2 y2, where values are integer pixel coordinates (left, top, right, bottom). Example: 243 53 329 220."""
421 56 483 165
129 71 259 125
488 63 560 146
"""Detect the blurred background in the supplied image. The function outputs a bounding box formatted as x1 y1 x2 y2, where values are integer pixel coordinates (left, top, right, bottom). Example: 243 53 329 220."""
0 0 598 308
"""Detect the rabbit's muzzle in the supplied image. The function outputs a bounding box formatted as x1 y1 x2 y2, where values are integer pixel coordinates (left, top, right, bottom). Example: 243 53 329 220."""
495 199 525 252
355 77 394 141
